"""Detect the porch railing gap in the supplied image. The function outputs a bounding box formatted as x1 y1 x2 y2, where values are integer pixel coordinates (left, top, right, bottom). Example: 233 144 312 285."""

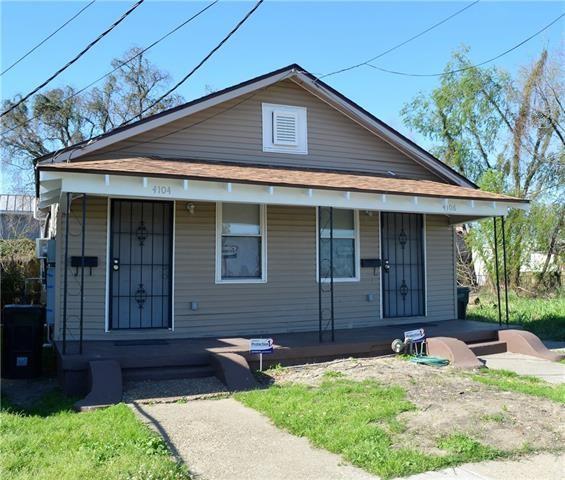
79 193 87 354
62 192 71 354
493 217 502 327
501 216 510 327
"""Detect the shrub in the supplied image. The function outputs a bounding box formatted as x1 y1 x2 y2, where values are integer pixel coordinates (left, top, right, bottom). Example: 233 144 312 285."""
0 239 40 306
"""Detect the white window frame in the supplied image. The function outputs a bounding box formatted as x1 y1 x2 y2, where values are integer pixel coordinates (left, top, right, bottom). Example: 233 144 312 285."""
315 207 360 283
215 202 267 284
262 103 308 154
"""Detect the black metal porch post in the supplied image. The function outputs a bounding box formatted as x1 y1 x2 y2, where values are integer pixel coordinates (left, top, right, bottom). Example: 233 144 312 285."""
329 207 335 342
501 216 510 327
62 192 70 354
493 217 502 327
318 207 322 343
79 194 87 354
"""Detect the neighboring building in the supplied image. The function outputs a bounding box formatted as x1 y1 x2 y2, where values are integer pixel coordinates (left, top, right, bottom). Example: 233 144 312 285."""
35 64 529 347
0 194 43 239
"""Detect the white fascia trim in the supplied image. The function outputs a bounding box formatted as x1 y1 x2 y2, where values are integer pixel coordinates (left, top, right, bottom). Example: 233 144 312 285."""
47 72 294 163
315 207 361 283
290 74 475 188
215 202 267 284
40 171 527 218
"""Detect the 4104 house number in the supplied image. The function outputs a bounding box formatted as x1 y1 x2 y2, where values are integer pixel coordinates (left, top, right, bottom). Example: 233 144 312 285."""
152 185 172 196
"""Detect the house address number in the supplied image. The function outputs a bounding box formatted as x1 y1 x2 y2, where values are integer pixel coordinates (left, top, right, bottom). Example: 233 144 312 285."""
152 185 172 196
442 202 457 212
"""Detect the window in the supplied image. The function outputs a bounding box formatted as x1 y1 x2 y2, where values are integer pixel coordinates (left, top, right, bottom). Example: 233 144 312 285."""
216 203 267 283
317 208 360 282
262 103 307 154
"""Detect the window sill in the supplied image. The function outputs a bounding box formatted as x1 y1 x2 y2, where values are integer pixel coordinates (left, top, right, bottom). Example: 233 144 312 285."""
215 278 267 285
317 277 360 283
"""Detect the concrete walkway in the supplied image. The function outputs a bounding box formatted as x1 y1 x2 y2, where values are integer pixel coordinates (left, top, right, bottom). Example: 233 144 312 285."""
479 352 565 384
132 396 564 480
402 452 564 479
132 398 377 480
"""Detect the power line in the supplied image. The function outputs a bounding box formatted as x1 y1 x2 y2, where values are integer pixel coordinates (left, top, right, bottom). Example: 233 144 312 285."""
1 0 219 136
118 0 264 127
366 13 564 77
318 0 481 80
1 0 145 118
1 0 97 76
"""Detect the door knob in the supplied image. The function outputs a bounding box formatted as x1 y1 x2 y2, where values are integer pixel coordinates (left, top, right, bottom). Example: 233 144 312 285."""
113 258 120 271
383 259 390 273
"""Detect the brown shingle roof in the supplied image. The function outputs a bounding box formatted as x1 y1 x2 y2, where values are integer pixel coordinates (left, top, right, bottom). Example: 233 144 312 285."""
39 158 527 203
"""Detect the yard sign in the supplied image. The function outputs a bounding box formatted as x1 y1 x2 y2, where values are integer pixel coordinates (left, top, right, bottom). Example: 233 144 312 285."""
249 338 274 371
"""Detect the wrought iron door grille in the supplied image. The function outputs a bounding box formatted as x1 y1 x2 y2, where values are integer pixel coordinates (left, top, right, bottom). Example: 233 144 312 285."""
109 200 173 329
381 212 425 318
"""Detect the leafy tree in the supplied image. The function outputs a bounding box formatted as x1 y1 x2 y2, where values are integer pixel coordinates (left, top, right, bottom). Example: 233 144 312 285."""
402 47 564 289
1 48 184 192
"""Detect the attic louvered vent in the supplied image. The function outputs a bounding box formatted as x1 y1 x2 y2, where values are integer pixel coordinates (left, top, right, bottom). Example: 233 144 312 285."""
273 111 298 145
262 103 307 154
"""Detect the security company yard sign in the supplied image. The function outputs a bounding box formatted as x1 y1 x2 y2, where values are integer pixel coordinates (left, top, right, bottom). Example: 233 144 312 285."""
249 338 274 371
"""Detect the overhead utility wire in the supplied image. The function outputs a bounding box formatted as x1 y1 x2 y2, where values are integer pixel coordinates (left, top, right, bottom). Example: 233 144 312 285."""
1 0 145 117
118 0 264 127
366 13 565 77
1 0 97 76
1 0 220 136
318 0 481 80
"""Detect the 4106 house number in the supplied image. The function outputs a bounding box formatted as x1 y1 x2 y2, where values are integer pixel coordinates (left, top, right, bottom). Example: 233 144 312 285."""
152 185 172 196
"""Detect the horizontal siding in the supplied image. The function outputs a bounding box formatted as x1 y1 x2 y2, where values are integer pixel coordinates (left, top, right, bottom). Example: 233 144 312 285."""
54 199 456 340
92 80 441 181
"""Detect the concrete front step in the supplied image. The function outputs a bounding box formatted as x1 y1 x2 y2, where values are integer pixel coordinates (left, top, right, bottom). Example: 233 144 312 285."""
468 340 508 356
122 364 216 382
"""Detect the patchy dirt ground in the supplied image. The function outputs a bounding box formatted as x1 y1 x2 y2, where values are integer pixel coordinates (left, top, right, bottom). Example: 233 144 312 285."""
263 356 565 455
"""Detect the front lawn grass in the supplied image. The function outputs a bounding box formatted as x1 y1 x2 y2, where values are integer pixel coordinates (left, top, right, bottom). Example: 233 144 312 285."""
471 369 565 404
236 379 504 479
0 390 189 480
467 293 565 341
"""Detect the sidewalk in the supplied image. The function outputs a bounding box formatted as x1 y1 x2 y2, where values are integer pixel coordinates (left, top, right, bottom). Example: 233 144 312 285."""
479 352 565 384
402 452 564 480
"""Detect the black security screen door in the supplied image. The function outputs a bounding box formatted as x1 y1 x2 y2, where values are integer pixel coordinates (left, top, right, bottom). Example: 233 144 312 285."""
109 200 173 329
381 212 425 318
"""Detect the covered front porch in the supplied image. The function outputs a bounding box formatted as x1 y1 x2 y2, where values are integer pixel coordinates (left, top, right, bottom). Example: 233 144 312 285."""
38 158 527 350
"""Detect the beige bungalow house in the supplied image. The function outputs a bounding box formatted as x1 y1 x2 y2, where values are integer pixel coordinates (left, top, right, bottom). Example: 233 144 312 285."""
34 65 531 400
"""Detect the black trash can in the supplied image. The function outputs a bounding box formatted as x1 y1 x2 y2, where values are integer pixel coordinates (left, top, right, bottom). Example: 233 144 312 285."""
1 305 45 379
457 287 471 320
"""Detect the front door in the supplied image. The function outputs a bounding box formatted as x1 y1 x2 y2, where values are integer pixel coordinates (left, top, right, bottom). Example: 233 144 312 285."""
381 212 425 318
109 200 173 329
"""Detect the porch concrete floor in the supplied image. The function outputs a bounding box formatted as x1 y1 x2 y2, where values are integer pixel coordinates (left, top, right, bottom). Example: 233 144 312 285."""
56 319 501 370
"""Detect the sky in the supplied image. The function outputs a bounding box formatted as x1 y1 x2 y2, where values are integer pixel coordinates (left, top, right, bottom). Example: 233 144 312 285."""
0 0 563 191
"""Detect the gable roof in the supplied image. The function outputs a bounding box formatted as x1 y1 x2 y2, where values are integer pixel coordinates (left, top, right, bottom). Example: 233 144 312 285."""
36 64 476 188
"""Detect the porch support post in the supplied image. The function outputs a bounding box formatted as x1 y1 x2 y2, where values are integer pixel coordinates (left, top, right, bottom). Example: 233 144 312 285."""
318 207 322 342
329 206 335 342
62 192 71 354
501 216 510 327
79 194 87 354
493 217 502 327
